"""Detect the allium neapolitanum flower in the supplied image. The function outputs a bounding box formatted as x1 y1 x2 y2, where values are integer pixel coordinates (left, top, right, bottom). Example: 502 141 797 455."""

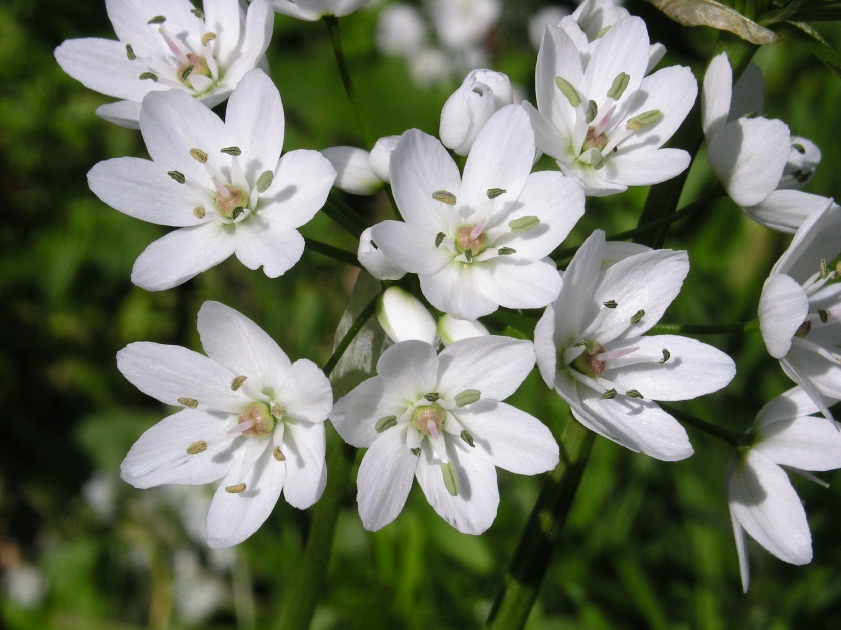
535 230 736 461
55 0 273 128
371 105 584 320
727 387 841 592
524 18 696 196
330 337 559 534
118 301 333 548
88 69 336 291
759 200 841 420
271 0 371 20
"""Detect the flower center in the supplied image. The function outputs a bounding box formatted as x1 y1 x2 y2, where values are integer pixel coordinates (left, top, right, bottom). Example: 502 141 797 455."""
581 127 608 153
455 224 488 261
178 53 212 86
237 401 276 438
214 183 250 220
571 340 606 377
411 403 445 437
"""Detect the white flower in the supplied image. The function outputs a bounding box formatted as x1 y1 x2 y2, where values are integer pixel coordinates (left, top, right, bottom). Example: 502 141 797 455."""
357 226 407 281
88 69 336 291
330 337 559 534
376 3 426 56
440 69 515 156
524 18 696 196
727 387 841 592
118 301 333 548
321 146 384 195
759 200 841 419
54 0 274 128
438 314 489 346
535 230 736 461
429 0 501 50
271 0 371 20
378 287 439 345
779 137 821 191
372 105 584 320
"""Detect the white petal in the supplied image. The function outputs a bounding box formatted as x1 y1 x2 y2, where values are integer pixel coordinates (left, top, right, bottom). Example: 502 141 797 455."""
96 100 143 128
756 414 841 471
726 450 812 565
437 314 489 346
281 421 327 509
357 226 407 281
605 149 691 187
120 409 237 488
206 442 285 547
758 274 808 358
357 427 418 530
730 63 764 121
755 386 820 425
117 342 246 412
744 190 829 234
55 38 157 101
605 335 735 401
701 52 733 138
419 263 500 320
330 377 392 448
554 230 605 341
280 359 333 425
581 17 649 112
233 217 305 278
321 146 382 195
534 304 559 388
783 342 841 402
227 0 274 78
377 340 439 398
438 336 536 401
455 400 558 474
261 149 336 228
730 510 751 593
415 440 499 534
371 221 451 276
476 257 563 311
534 25 582 139
131 224 235 291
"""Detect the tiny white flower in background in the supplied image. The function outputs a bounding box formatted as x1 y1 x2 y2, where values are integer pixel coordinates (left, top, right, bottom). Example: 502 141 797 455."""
759 200 841 420
440 69 515 156
54 0 274 128
357 226 407 281
330 337 559 534
378 287 439 345
727 387 841 592
535 230 736 461
376 3 427 57
372 105 584 320
118 301 333 548
321 146 384 195
429 0 501 50
271 0 372 20
438 314 489 346
88 69 336 291
524 18 696 196
529 6 570 50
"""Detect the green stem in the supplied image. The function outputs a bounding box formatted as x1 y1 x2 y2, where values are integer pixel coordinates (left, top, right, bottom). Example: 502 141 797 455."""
660 403 742 447
484 417 595 629
323 192 369 239
324 15 375 149
649 320 760 335
304 237 361 268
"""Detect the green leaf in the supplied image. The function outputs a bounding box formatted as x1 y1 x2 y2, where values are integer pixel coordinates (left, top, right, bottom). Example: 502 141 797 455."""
651 0 781 44
779 20 841 77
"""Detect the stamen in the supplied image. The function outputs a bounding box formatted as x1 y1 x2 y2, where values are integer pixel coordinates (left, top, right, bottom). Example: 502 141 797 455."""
193 206 206 219
603 300 618 308
139 72 159 82
148 15 167 25
178 397 198 408
126 45 136 60
607 72 630 100
487 188 506 199
424 392 440 402
231 375 247 390
460 430 475 447
554 76 581 107
498 247 516 255
191 7 205 19
441 461 459 496
221 146 242 156
186 440 207 454
255 170 273 193
508 216 540 232
626 389 644 399
225 483 246 493
585 100 598 124
659 349 671 364
454 389 481 407
435 232 446 247
630 309 645 325
273 446 286 461
626 110 662 131
190 148 209 163
201 32 217 46
168 170 186 184
375 415 398 432
432 190 457 205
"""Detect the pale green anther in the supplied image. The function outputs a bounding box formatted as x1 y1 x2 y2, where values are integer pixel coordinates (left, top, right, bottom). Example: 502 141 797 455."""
168 171 186 184
626 389 644 399
498 247 516 256
590 149 604 170
225 483 246 493
410 447 421 456
819 309 829 324
603 300 618 309
231 375 247 391
793 143 806 154
190 148 208 163
625 110 662 131
820 258 829 279
508 216 540 232
148 15 166 24
255 170 273 193
231 207 245 221
435 232 446 247
460 430 475 447
178 397 198 408
191 7 205 18
554 76 581 107
186 440 207 455
375 415 398 432
201 32 216 46
193 206 206 219
432 190 457 205
139 72 159 82
270 403 285 419
126 44 136 60
441 461 460 496
464 249 474 263
182 64 195 81
659 349 671 364
487 188 506 199
585 100 598 124
600 389 617 399
454 389 481 407
221 146 242 156
273 446 285 461
631 309 645 325
607 72 630 100
424 392 440 403
579 339 597 354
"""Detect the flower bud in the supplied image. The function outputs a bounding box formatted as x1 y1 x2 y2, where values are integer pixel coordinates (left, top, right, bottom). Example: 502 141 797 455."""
369 135 401 182
437 314 489 346
439 69 514 156
357 226 406 281
321 146 384 195
378 287 438 345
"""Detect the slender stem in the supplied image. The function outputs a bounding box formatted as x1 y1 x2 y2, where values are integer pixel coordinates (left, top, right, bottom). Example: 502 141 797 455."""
323 193 369 239
648 320 760 335
484 417 595 629
304 237 361 268
276 293 380 629
660 403 742 447
324 15 375 149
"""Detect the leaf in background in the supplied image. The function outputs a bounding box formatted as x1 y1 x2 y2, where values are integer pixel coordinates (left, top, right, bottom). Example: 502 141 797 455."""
651 0 781 44
778 21 841 78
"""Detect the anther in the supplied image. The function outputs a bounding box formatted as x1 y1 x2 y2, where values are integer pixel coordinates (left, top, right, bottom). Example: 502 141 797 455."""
819 309 829 323
225 483 246 493
424 393 440 403
182 64 195 81
435 232 446 247
147 15 166 24
498 247 516 255
191 7 205 18
189 148 208 163
201 32 216 45
270 403 285 419
626 389 644 399
625 110 662 131
460 430 475 447
139 72 159 82
432 190 457 205
168 170 186 184
441 461 459 496
590 149 604 170
375 415 398 432
820 258 829 279
231 375 247 390
193 206 206 219
464 249 473 263
221 146 242 156
603 300 618 308
410 447 421 456
255 170 273 193
600 389 617 399
630 309 645 325
487 188 506 199
508 216 540 232
186 440 207 454
273 446 286 461
454 389 481 407
231 207 245 221
126 44 136 60
607 72 630 100
585 100 598 124
554 76 581 107
178 397 198 408
659 349 671 364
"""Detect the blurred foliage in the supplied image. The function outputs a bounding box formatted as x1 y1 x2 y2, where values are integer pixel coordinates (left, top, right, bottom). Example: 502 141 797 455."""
3 0 841 629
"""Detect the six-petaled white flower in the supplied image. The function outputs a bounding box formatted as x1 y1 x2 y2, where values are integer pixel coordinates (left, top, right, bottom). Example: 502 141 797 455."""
524 17 696 196
534 230 736 460
88 69 336 291
727 387 841 592
55 0 274 128
371 104 584 320
118 301 333 548
330 336 559 534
